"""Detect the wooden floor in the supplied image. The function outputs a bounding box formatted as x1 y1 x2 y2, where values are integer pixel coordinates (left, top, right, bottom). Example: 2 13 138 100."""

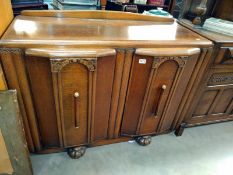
31 121 233 175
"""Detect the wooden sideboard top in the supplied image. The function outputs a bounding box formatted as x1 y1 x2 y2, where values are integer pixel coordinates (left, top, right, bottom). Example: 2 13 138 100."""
0 11 212 48
179 20 233 45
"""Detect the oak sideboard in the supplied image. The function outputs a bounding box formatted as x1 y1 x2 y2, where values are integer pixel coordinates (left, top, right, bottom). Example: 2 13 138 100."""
0 10 213 159
173 0 233 136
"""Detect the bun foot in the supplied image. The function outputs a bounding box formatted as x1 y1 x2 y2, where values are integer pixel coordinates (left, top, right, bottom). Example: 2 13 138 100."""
175 123 187 136
135 136 151 146
67 146 86 159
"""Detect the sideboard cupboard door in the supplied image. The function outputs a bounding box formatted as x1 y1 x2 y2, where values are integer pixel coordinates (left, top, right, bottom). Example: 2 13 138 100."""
53 60 91 147
48 49 116 147
25 48 116 148
121 48 200 136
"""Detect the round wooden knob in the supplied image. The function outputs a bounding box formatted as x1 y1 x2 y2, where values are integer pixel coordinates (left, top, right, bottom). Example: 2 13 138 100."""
162 85 167 90
74 92 80 98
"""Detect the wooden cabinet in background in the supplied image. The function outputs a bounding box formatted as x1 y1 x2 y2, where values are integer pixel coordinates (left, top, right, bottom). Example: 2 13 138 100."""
174 0 233 135
192 47 233 124
177 46 233 129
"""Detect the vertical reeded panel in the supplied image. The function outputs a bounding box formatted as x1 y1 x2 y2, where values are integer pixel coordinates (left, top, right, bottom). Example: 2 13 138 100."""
108 50 125 139
93 56 115 141
25 56 60 147
139 60 178 134
213 88 233 114
121 55 153 135
193 90 218 117
60 63 88 146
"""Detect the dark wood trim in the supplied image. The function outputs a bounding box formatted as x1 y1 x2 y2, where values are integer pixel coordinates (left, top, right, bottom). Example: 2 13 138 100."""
173 48 213 129
108 50 125 139
13 50 42 151
186 115 233 127
90 69 97 142
51 72 64 147
136 56 155 134
113 49 134 138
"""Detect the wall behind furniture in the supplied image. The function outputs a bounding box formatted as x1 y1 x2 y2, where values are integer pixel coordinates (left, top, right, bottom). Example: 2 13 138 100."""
0 0 13 37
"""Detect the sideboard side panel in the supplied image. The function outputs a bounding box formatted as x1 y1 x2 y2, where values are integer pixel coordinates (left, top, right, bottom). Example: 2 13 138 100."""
93 55 116 141
108 50 125 139
174 48 213 128
0 49 42 152
121 55 154 136
25 56 60 148
113 49 134 138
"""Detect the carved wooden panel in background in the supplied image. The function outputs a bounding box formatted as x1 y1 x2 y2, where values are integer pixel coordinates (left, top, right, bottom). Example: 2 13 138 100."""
208 72 233 85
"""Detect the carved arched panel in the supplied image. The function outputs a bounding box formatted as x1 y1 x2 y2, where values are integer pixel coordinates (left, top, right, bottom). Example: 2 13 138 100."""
50 58 97 147
139 59 181 134
50 58 97 73
152 56 188 69
59 63 89 146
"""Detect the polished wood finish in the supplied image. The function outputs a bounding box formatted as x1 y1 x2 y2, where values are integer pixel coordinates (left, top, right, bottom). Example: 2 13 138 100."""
121 48 200 136
0 11 213 154
27 49 117 148
0 49 39 152
172 48 213 129
135 48 200 56
179 19 233 44
26 48 116 58
21 10 174 22
108 50 125 139
25 56 60 148
182 54 233 126
121 54 153 135
59 63 89 146
113 49 134 138
0 15 212 48
93 55 116 141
